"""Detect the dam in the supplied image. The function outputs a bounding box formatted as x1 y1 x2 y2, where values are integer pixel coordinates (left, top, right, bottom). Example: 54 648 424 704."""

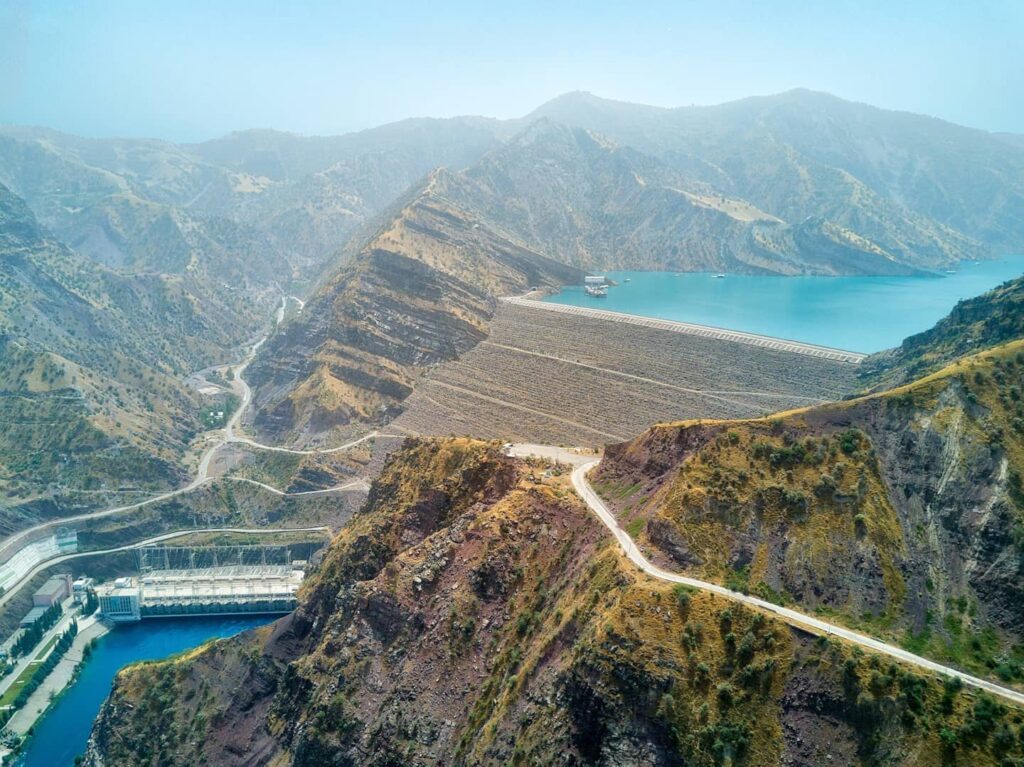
503 296 867 363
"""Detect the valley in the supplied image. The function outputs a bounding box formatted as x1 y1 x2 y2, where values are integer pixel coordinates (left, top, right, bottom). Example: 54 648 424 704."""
2 83 1024 767
7 271 1024 765
80 436 1024 767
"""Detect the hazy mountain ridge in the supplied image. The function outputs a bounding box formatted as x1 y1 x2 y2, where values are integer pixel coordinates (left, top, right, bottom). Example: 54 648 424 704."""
524 89 1024 269
5 88 1023 285
435 119 924 274
237 91 1024 443
0 117 506 284
0 119 518 488
3 88 1023 492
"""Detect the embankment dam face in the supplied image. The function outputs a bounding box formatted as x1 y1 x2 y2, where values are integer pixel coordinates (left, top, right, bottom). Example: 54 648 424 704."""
392 300 861 447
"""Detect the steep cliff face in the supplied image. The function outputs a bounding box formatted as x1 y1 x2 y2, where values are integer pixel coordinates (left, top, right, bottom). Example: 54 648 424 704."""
245 179 581 444
860 274 1024 391
595 341 1024 683
87 438 1023 767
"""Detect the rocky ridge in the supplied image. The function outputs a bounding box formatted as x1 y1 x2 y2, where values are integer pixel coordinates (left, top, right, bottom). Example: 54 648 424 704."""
245 176 581 444
85 438 1024 767
594 339 1024 685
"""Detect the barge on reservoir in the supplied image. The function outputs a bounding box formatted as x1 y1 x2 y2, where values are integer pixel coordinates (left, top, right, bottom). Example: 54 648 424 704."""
584 274 608 297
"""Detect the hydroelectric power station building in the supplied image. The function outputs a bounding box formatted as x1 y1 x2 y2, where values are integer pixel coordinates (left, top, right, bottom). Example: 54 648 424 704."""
97 562 306 623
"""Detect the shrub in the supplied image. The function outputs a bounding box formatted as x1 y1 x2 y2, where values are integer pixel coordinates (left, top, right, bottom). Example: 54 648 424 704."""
673 584 693 611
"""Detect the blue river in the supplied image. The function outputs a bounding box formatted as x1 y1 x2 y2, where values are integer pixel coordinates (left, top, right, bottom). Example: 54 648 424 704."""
16 616 273 767
544 257 1024 353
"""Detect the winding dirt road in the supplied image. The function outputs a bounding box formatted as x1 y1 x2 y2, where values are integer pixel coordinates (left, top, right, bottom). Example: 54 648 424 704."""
0 297 385 606
507 444 1024 706
571 460 1024 705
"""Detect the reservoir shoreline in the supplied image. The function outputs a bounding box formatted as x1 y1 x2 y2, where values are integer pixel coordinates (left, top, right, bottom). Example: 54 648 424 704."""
11 615 273 767
544 259 1024 353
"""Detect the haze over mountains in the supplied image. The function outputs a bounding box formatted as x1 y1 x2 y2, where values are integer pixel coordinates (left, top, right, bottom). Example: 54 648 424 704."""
4 74 1024 767
3 89 1024 494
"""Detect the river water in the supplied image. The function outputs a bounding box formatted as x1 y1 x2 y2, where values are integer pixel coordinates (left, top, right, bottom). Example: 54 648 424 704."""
544 258 1024 353
15 615 273 767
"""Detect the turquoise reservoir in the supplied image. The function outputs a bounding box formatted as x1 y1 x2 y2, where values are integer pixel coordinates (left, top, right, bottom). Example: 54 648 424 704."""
16 615 273 767
544 258 1024 353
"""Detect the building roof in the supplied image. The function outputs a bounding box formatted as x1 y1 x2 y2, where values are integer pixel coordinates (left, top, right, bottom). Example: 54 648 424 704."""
20 605 48 625
97 579 137 598
34 575 68 599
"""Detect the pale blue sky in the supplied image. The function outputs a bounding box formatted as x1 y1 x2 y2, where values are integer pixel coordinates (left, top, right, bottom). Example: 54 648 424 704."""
1 0 1021 141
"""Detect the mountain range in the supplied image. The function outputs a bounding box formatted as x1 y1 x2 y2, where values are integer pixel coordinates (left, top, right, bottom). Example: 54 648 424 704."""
3 88 1024 496
3 88 1024 767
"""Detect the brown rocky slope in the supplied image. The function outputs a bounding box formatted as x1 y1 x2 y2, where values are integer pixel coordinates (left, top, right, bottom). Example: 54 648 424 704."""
86 438 1023 767
245 174 580 445
594 340 1024 686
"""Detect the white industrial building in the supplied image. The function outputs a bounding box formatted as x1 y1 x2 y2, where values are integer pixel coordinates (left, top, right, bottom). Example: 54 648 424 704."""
96 565 305 622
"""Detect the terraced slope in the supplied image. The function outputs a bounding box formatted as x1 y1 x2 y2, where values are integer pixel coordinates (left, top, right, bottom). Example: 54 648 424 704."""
594 341 1024 687
85 439 1024 767
393 301 857 446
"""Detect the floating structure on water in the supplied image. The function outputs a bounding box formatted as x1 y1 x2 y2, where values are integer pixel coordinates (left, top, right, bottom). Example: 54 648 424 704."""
584 275 609 297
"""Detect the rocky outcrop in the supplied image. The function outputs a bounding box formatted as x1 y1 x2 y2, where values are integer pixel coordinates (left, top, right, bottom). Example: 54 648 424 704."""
246 182 581 444
86 437 1024 767
595 340 1024 682
860 273 1024 390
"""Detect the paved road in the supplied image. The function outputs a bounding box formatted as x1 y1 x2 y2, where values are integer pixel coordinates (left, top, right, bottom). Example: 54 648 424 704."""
4 615 110 736
0 526 331 613
225 430 401 456
220 476 370 496
566 459 1024 705
0 296 383 608
502 296 867 364
0 595 80 702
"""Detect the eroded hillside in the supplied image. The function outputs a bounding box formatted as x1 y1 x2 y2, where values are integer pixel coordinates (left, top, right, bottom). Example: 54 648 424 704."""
0 183 240 505
527 90 1024 266
86 438 1024 767
438 120 924 275
245 177 581 444
594 341 1024 686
